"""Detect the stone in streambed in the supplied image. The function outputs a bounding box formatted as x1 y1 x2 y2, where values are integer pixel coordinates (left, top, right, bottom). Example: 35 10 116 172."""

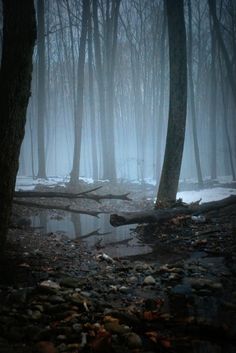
59 277 80 288
143 276 156 285
123 332 143 348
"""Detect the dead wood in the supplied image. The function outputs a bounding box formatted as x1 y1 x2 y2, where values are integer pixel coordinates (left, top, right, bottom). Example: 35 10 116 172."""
110 195 236 227
14 187 131 203
13 199 101 217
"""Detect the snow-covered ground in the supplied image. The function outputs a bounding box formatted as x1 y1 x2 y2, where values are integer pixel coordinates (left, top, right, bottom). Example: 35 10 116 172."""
177 187 236 203
16 176 236 203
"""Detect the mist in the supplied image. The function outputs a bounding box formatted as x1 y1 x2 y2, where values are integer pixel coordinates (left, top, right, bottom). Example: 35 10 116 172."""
15 0 236 186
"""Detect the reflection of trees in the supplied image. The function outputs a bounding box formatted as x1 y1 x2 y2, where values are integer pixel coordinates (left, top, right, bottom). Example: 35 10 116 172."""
71 213 81 239
39 212 47 230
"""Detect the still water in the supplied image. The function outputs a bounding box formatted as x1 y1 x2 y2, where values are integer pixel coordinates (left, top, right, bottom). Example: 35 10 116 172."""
30 211 151 257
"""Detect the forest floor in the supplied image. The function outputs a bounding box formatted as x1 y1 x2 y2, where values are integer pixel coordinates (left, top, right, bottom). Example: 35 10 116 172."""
0 180 236 353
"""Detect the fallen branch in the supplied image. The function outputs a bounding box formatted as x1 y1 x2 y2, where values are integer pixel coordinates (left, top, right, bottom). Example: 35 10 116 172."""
14 188 132 203
110 195 236 227
13 199 101 217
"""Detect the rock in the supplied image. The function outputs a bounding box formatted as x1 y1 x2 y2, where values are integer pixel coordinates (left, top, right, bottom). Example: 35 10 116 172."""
119 286 129 293
59 277 80 289
30 310 42 320
123 332 142 348
72 323 82 333
143 276 156 285
171 284 192 296
48 295 65 304
188 278 223 290
39 280 61 294
128 276 138 284
104 322 130 334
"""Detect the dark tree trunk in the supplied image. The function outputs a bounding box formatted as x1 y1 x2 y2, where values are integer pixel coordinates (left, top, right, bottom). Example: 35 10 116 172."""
209 15 217 180
156 5 167 183
92 0 107 179
156 0 187 203
208 0 236 103
88 5 98 180
0 0 36 249
70 0 89 185
37 0 47 179
187 0 203 187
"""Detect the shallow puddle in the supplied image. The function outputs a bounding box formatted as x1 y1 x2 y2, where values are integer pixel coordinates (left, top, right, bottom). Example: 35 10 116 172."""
30 211 152 257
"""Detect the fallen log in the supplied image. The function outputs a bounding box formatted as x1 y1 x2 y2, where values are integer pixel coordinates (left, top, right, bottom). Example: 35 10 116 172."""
13 199 101 217
14 187 132 203
110 195 236 227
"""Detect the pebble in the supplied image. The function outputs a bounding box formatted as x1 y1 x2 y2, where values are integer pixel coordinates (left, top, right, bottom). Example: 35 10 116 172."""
143 275 156 285
124 332 143 348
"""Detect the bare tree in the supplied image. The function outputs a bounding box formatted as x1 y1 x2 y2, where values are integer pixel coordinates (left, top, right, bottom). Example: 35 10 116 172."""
187 0 203 186
70 0 90 185
37 0 47 178
0 0 36 249
157 0 187 204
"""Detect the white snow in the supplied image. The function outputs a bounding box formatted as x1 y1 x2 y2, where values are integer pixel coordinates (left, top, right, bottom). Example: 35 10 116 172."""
177 187 236 204
16 176 236 204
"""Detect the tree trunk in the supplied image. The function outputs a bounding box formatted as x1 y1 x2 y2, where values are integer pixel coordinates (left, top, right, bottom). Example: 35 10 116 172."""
156 0 187 203
70 0 89 185
37 0 47 179
88 5 98 180
208 0 236 104
187 0 203 187
111 195 236 227
0 0 36 249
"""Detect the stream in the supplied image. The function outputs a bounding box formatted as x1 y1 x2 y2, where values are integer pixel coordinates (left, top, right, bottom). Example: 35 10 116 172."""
29 211 152 257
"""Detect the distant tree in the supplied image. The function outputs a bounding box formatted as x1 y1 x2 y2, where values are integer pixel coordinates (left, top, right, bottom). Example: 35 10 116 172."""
0 0 36 249
187 0 203 186
208 0 236 102
37 0 47 178
156 0 187 204
70 0 90 185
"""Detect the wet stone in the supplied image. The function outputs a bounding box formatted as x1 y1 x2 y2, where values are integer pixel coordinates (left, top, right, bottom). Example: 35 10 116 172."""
170 284 192 296
123 332 143 349
59 277 80 288
143 275 156 285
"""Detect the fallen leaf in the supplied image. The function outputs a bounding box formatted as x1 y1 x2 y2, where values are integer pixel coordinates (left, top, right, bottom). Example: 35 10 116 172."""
143 311 160 321
36 341 57 353
160 339 172 348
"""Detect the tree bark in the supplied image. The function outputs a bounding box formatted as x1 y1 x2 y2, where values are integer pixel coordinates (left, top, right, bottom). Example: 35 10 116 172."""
37 0 47 179
70 0 89 185
156 0 187 203
0 0 36 249
208 0 236 103
111 195 236 227
187 0 203 187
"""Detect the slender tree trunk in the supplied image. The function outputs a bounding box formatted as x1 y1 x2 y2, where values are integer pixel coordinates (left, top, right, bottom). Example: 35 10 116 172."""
0 0 36 249
156 4 167 182
37 0 47 178
93 0 107 179
157 0 187 204
103 0 121 180
209 16 217 180
88 4 98 180
208 0 236 103
70 0 89 185
187 0 203 186
219 56 236 181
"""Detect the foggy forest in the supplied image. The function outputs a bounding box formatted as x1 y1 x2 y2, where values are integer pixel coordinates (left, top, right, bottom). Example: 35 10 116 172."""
15 0 236 184
0 1 236 353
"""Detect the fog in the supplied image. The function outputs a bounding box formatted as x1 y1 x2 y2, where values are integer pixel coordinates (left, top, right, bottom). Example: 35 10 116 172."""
17 0 236 185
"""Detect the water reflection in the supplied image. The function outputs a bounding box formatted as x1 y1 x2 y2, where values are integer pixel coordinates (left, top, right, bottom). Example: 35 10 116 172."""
30 211 151 257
